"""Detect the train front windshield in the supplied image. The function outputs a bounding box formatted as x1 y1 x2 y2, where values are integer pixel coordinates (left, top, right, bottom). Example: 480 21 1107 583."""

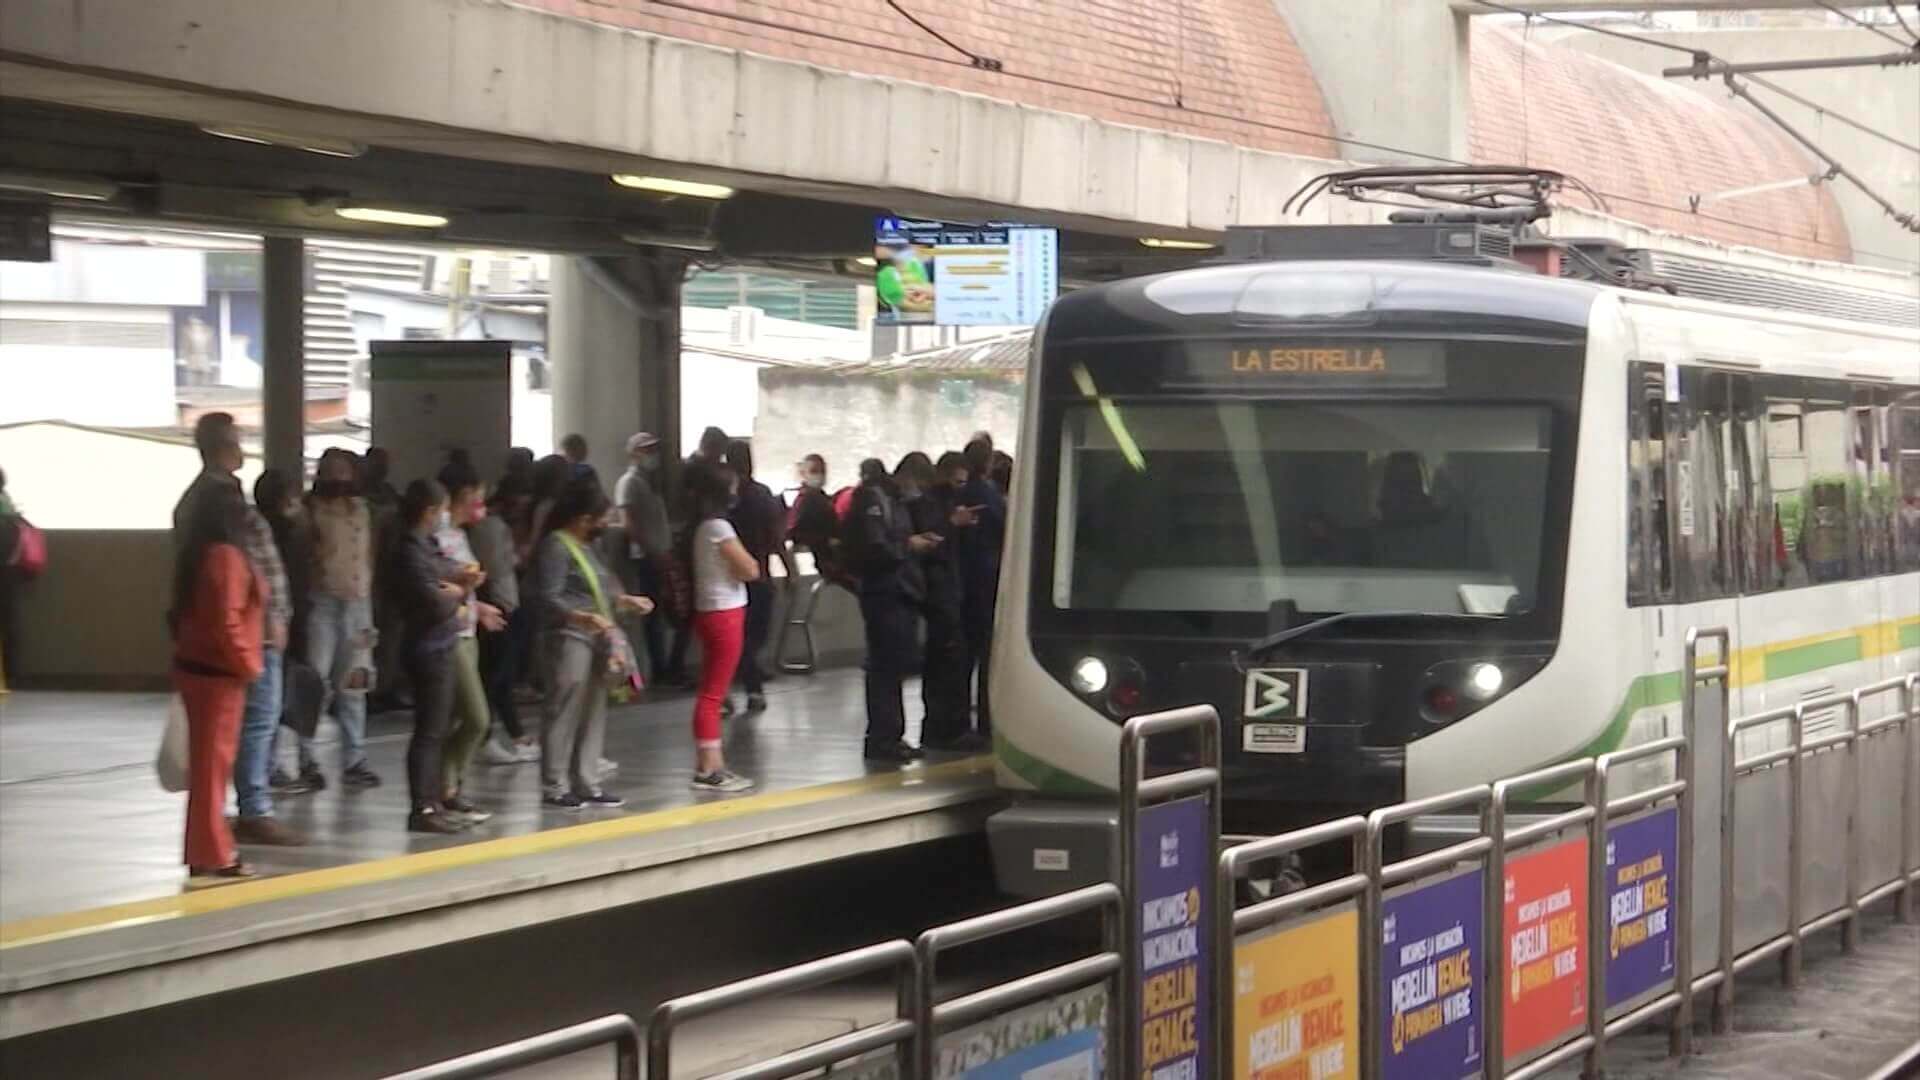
1031 337 1582 641
1053 401 1553 619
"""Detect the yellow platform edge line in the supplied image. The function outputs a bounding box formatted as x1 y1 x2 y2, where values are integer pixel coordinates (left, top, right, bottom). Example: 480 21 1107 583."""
0 756 994 951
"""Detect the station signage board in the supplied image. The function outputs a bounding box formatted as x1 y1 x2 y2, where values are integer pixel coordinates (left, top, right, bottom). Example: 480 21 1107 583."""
1135 795 1211 1080
1232 903 1359 1080
1501 836 1590 1063
1605 806 1679 1011
1378 867 1483 1080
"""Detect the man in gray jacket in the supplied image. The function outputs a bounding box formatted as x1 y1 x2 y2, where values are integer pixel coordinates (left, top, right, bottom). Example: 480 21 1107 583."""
615 432 673 680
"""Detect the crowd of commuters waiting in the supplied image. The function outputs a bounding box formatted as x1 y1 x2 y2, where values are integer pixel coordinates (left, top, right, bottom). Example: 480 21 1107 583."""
163 410 1010 888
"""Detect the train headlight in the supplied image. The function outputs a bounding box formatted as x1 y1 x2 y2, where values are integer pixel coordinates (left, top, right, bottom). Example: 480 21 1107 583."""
1465 662 1505 701
1070 656 1110 696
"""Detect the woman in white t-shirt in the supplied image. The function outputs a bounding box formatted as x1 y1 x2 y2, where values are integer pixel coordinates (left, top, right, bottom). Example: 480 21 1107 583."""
687 463 760 792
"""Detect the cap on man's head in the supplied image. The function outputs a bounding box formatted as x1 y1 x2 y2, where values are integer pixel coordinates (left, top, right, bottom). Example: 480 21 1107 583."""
627 432 660 454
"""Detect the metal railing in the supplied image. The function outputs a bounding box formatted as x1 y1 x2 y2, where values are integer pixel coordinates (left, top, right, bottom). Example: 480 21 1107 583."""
382 1014 642 1080
648 940 917 1080
913 883 1123 1080
391 637 1918 1080
772 576 826 674
1118 705 1222 1080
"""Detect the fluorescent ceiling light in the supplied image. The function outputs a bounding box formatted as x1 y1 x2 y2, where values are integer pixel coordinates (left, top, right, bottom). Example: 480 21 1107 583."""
0 170 117 201
854 256 878 268
202 124 366 159
1139 237 1215 250
336 206 449 228
611 174 734 199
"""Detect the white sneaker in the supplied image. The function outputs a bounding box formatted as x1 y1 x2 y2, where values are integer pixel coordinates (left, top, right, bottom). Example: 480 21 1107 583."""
480 738 521 766
598 757 619 776
513 740 541 763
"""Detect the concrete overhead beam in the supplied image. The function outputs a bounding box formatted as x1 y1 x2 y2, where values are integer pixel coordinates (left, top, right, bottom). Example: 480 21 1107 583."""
0 0 1368 236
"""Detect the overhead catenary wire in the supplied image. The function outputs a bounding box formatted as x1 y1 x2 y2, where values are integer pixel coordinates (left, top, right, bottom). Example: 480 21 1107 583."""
1890 3 1920 44
1812 0 1918 49
1743 72 1920 156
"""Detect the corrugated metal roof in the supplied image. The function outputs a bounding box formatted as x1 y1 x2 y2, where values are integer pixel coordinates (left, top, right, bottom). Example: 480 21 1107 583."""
817 330 1031 377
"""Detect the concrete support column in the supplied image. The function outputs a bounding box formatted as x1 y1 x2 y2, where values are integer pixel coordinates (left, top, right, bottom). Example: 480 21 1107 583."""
549 252 687 484
262 236 305 478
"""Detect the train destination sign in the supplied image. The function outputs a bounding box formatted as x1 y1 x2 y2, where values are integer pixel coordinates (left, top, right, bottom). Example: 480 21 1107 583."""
1174 342 1446 389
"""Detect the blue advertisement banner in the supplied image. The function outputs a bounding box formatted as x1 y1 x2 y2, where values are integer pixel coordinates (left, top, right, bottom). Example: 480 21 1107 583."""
1604 805 1679 1010
956 1027 1102 1080
1379 867 1484 1080
1136 796 1211 1080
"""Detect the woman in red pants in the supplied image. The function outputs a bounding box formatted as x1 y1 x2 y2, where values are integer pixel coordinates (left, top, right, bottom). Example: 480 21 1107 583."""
685 463 759 793
170 483 266 887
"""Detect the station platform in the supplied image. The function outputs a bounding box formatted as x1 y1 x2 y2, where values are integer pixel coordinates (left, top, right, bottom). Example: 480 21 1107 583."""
0 670 1001 1041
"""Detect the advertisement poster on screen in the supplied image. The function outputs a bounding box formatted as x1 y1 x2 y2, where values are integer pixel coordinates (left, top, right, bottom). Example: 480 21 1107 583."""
1501 837 1589 1062
873 216 1058 327
1232 903 1359 1080
1605 806 1679 1010
1378 867 1482 1080
1136 796 1210 1080
935 983 1108 1080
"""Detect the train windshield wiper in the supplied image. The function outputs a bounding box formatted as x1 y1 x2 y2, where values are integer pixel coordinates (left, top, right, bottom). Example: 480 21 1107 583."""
1242 610 1498 659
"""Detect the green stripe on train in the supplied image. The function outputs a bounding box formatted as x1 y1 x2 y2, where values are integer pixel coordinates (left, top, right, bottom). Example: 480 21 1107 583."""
1764 635 1862 680
1901 623 1920 650
994 732 1109 796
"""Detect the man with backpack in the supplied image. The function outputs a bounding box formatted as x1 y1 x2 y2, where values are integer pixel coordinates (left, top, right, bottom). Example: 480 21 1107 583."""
845 458 939 763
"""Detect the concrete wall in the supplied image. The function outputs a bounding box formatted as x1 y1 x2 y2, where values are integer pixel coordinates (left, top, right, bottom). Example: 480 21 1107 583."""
755 371 1024 494
1560 27 1920 272
11 531 175 690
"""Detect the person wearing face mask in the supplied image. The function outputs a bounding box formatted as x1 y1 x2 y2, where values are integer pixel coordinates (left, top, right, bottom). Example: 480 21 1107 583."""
387 479 468 834
534 480 654 809
685 463 758 791
723 440 794 716
432 464 506 825
616 432 673 682
788 453 850 589
906 452 981 751
293 448 381 792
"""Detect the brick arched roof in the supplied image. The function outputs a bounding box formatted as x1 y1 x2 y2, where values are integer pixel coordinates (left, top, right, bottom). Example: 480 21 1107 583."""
531 0 1336 158
1470 23 1851 261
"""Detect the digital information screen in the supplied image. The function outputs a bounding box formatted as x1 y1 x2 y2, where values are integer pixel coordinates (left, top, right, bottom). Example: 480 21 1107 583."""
873 215 1058 327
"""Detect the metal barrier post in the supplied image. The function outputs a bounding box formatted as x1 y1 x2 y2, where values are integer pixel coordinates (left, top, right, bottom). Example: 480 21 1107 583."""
1679 627 1725 1049
1901 676 1918 926
646 941 918 1080
1364 785 1495 1080
1783 703 1806 988
914 884 1123 1080
773 576 823 674
381 1014 643 1080
1585 764 1609 1079
1487 760 1600 1080
1215 818 1370 1078
1843 692 1864 955
1118 706 1222 1080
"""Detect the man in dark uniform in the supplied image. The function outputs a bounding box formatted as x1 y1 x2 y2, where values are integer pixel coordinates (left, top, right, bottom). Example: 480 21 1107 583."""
957 437 1005 736
908 453 982 750
849 458 936 763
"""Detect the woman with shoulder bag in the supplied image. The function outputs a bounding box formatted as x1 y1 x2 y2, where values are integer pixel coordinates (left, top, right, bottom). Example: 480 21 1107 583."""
535 481 654 810
170 483 266 887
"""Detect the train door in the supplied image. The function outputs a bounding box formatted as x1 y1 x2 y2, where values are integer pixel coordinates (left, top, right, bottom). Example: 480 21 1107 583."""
1885 389 1920 690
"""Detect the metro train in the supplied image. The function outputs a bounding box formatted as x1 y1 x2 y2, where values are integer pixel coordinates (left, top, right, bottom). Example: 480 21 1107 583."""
985 217 1920 895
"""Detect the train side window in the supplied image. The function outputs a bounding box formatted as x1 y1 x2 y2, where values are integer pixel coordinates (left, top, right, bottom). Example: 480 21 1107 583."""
1802 381 1855 583
1895 391 1920 573
1764 379 1811 590
1672 367 1731 602
1627 362 1671 605
1730 375 1772 593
